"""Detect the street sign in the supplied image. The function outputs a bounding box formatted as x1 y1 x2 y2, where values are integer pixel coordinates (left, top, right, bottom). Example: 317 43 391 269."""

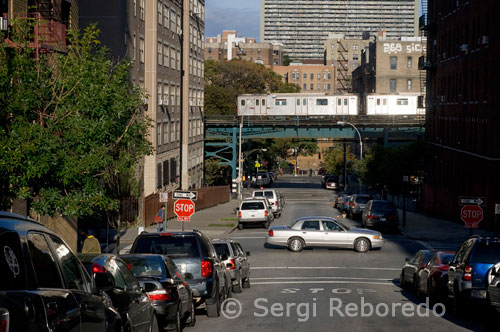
459 196 485 206
461 205 483 228
255 161 261 168
174 199 195 222
159 192 169 203
173 190 198 200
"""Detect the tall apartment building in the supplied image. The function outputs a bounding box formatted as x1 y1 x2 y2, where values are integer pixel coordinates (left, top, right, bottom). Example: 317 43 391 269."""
422 0 499 227
79 0 205 211
273 64 336 93
205 30 283 67
261 0 419 60
324 33 372 93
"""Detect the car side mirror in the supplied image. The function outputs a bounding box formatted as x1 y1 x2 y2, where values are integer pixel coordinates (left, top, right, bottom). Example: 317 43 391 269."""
246 251 251 256
184 272 194 280
141 281 157 293
94 271 115 291
165 278 175 285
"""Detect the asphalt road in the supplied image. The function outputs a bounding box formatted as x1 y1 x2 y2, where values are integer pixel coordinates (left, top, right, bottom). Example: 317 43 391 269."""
188 176 496 331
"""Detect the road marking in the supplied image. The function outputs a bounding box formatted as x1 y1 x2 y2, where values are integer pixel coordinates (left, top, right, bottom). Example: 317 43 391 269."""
252 276 393 281
252 266 401 271
252 280 395 286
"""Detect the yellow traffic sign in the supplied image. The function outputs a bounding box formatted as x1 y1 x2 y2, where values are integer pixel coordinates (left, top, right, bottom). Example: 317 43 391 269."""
255 162 261 168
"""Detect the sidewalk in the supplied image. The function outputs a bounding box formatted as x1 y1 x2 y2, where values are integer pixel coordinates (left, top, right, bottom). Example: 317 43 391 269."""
399 210 496 244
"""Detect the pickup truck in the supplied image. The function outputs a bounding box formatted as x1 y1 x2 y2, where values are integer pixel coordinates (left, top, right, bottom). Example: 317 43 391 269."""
266 216 384 253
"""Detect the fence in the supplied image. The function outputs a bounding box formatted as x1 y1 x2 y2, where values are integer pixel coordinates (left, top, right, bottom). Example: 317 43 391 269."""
144 186 230 227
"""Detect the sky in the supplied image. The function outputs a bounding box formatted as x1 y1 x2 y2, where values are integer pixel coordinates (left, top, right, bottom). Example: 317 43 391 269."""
206 0 260 41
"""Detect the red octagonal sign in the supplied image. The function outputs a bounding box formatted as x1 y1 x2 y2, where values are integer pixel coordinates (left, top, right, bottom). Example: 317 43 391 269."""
174 199 195 221
461 205 483 228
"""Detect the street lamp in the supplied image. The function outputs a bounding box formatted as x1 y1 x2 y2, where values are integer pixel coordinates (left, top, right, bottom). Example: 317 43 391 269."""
337 121 363 160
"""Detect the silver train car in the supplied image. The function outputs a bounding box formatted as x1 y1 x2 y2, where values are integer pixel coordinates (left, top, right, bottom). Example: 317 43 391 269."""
237 93 424 116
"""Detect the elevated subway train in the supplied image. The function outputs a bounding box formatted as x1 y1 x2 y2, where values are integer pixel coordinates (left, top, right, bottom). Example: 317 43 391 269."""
237 93 424 116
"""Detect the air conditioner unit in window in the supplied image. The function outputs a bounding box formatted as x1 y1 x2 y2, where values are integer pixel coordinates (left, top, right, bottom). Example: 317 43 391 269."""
193 7 201 15
198 100 203 106
0 17 8 31
482 36 489 45
159 99 165 105
177 28 182 35
163 98 168 105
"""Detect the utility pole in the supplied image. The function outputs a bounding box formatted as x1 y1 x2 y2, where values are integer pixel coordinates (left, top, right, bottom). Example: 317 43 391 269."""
343 142 347 191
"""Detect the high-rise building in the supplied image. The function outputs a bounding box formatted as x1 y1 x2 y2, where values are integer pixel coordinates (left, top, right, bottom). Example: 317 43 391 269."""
423 0 499 227
260 0 419 60
80 0 205 217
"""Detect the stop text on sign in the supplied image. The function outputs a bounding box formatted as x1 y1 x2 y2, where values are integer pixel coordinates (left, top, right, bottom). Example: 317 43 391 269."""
460 205 483 228
174 199 195 221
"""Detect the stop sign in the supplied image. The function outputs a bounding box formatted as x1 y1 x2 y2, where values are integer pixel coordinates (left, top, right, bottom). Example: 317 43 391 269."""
174 199 195 221
461 205 483 228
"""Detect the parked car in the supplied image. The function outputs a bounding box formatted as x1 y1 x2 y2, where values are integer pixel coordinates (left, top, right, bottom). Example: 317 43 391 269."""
399 249 435 291
252 189 283 217
487 262 500 308
447 236 500 313
253 172 271 187
238 198 274 229
361 200 399 231
324 176 340 190
347 194 373 219
212 239 251 293
339 195 352 213
0 211 121 332
321 174 335 188
120 254 196 330
79 253 157 332
129 230 227 317
266 216 384 253
416 251 455 301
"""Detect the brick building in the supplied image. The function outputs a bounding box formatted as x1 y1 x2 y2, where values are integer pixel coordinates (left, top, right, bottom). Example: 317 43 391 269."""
273 64 336 94
422 0 500 228
205 30 283 67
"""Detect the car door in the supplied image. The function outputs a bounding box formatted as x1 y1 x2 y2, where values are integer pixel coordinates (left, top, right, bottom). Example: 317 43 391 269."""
321 220 349 247
300 220 323 245
26 232 82 332
404 252 421 283
48 235 107 332
164 257 191 315
115 259 152 332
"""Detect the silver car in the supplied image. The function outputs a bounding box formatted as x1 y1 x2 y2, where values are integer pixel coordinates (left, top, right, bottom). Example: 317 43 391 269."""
266 216 384 253
238 198 273 229
212 239 251 293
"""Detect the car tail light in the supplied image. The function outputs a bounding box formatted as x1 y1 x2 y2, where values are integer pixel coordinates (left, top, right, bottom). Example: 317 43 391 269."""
230 259 236 270
92 263 107 274
264 211 268 216
268 230 274 237
160 233 173 236
0 308 9 332
201 259 212 278
440 265 450 271
366 215 376 219
350 202 355 207
463 265 472 281
147 289 171 301
238 211 242 217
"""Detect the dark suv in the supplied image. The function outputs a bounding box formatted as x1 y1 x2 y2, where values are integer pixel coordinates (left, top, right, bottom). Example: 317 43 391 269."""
0 211 117 332
447 236 500 312
130 230 227 317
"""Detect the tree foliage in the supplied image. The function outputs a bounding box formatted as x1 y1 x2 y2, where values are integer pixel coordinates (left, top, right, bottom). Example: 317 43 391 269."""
204 59 300 115
203 158 231 186
322 144 357 176
0 22 152 217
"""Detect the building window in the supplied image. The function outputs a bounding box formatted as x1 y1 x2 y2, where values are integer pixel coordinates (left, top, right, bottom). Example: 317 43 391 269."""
157 163 162 189
327 72 331 79
323 72 328 80
407 79 412 91
163 160 169 185
164 5 169 26
317 84 321 90
133 0 137 17
158 42 162 66
353 54 359 61
324 83 328 91
317 73 321 80
157 82 162 105
158 1 162 25
132 34 136 60
163 122 168 145
303 73 307 79
310 73 314 80
327 83 331 90
139 38 145 63
170 10 176 31
140 0 145 20
390 56 397 70
303 83 306 90
170 47 175 68
157 123 161 147
331 44 335 51
163 45 169 67
390 79 397 92
407 57 412 68
353 44 359 51
310 83 314 90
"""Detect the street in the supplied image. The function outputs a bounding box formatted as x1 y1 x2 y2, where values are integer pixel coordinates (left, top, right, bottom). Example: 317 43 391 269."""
187 176 495 331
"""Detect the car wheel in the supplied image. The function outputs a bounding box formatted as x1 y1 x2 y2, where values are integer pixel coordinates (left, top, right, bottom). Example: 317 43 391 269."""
238 223 243 230
354 238 370 253
288 237 305 252
185 301 196 327
206 288 221 317
452 285 465 315
242 276 251 289
233 276 243 293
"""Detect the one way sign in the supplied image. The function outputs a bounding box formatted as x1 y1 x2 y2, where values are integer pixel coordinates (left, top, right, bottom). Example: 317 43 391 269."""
173 190 198 201
459 196 485 206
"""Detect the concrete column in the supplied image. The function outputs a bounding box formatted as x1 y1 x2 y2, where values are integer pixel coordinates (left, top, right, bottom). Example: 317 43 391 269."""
181 0 190 190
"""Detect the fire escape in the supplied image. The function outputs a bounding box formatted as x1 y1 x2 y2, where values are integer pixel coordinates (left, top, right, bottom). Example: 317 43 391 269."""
417 0 432 112
32 0 68 54
336 39 349 93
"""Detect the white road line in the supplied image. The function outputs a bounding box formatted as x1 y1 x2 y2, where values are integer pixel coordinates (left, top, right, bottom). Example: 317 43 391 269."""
252 276 393 281
252 280 395 286
252 266 401 271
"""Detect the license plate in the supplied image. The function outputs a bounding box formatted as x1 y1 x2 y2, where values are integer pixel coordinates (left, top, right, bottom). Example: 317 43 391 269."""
380 218 386 221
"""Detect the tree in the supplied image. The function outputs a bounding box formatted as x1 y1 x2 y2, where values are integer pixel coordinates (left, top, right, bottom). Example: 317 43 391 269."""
283 54 292 66
204 158 231 186
0 22 152 218
322 144 357 176
204 59 300 115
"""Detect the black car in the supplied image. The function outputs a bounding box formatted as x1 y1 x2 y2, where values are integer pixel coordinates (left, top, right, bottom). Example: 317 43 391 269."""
362 200 399 231
400 249 435 290
487 262 500 308
447 236 500 313
79 253 158 332
121 254 196 330
130 230 227 317
0 211 118 332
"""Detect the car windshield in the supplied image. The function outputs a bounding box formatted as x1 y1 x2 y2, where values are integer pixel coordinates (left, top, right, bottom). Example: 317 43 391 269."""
134 235 201 257
326 177 338 182
471 242 500 264
241 202 265 210
372 201 397 213
254 192 264 197
355 196 371 204
122 256 169 278
213 243 231 257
